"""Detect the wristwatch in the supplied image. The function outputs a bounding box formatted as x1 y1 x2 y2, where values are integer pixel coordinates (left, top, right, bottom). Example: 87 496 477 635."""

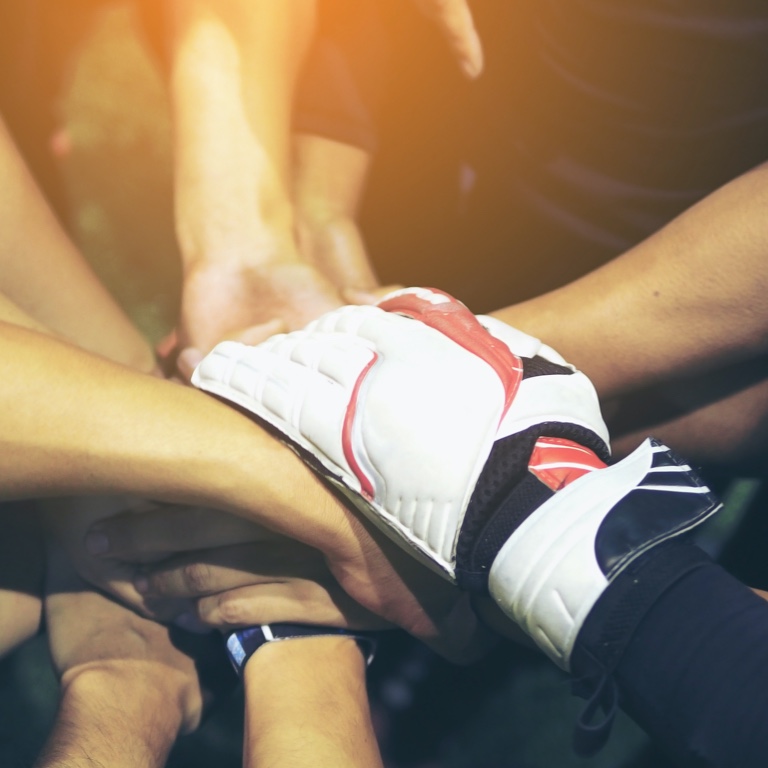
225 623 379 676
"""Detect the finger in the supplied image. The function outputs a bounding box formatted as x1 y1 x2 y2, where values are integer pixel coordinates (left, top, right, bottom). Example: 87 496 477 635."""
415 0 483 78
177 347 205 382
46 541 185 626
156 329 179 359
85 507 274 560
178 323 287 383
135 541 326 599
192 581 391 631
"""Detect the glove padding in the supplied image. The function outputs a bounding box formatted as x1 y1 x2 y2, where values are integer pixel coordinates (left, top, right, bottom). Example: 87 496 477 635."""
192 288 609 588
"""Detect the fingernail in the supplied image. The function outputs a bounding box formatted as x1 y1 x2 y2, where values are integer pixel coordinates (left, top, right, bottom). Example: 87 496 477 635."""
134 576 149 595
174 612 210 634
84 532 109 555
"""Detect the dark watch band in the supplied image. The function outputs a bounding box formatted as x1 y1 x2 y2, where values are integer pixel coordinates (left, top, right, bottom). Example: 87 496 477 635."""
225 623 378 676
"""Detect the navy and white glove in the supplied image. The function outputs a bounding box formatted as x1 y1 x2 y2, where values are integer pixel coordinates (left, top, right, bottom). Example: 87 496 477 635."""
192 288 720 670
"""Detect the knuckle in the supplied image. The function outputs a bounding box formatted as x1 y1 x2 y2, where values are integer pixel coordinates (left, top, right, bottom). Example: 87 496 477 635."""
183 562 214 594
215 595 249 627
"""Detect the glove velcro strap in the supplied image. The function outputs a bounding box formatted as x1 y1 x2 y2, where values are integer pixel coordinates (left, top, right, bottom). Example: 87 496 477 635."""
455 422 610 592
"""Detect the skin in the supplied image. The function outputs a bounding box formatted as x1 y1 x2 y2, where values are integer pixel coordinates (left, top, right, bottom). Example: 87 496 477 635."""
0 111 214 765
0 118 482 658
36 551 204 768
91 160 768 662
412 0 483 79
163 0 480 375
491 163 768 467
0 321 490 661
167 0 345 355
0 108 388 765
242 638 383 768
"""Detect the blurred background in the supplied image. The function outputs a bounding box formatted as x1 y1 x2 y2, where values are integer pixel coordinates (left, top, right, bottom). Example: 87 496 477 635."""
0 1 766 766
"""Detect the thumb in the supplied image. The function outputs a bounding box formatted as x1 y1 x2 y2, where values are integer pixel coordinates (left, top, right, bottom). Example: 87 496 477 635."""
177 348 205 383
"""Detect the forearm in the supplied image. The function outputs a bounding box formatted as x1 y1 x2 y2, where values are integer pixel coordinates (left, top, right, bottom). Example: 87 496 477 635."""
0 118 155 372
0 322 345 551
606 359 768 468
168 0 317 270
35 667 182 768
493 163 768 398
293 136 378 291
243 637 382 768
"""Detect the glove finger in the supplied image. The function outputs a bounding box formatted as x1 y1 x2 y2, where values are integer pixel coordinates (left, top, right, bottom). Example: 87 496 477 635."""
193 330 378 487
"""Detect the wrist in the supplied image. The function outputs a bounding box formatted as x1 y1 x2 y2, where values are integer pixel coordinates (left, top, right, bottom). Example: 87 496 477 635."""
242 637 380 768
47 666 183 768
243 636 369 730
296 214 379 293
180 225 300 277
61 662 187 732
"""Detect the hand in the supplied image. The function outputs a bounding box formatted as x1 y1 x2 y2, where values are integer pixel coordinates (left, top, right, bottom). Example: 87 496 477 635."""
47 496 273 623
132 539 392 633
45 543 207 736
192 287 610 587
44 496 190 621
177 258 344 367
82 504 391 633
185 287 611 661
86 502 495 663
412 0 484 78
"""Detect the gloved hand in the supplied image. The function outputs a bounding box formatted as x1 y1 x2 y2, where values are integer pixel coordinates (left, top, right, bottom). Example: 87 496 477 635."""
192 287 720 671
191 287 610 590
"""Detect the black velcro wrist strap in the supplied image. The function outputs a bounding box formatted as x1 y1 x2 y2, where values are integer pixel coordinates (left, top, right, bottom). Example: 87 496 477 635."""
226 623 379 676
456 422 609 592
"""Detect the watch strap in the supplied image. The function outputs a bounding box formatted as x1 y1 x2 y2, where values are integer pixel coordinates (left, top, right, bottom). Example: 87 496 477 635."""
225 623 378 675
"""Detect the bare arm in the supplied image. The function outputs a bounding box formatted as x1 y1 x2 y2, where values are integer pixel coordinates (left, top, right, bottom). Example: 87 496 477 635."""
243 637 382 768
489 163 768 465
0 117 155 372
0 115 158 656
412 0 483 79
493 162 768 398
35 551 203 768
167 0 344 351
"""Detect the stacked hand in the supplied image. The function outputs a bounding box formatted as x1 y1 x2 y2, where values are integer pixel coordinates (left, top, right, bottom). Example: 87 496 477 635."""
78 288 618 667
191 287 609 585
